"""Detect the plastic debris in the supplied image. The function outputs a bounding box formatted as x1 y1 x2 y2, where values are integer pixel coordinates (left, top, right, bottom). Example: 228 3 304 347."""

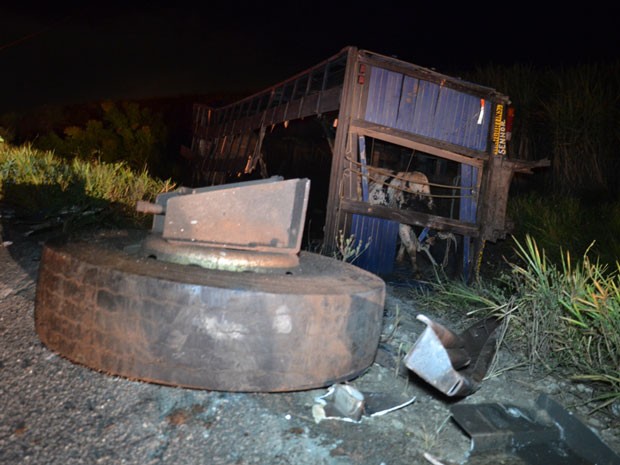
451 394 620 464
312 383 415 424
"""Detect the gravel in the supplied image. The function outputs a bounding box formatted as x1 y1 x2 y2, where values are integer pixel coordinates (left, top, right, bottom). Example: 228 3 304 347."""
1 223 619 465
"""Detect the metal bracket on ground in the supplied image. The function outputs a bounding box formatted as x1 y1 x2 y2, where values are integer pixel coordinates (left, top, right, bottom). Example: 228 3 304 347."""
403 314 501 397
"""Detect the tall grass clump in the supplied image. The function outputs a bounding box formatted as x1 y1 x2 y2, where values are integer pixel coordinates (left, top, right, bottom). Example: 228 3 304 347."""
418 234 620 411
557 247 620 409
0 142 174 229
511 236 620 409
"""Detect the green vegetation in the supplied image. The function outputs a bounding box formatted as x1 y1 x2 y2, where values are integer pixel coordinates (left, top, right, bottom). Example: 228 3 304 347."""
0 142 174 231
33 100 169 176
422 182 620 413
467 61 620 197
418 234 620 412
430 63 619 412
333 230 371 263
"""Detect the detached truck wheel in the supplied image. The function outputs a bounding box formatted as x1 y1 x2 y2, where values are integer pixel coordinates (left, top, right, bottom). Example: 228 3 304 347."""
34 231 385 392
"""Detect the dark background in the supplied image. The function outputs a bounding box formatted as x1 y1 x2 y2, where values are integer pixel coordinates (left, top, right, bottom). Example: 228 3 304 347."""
1 2 617 113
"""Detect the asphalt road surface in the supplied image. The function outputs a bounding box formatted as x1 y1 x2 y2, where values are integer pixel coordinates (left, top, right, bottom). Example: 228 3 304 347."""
1 223 619 465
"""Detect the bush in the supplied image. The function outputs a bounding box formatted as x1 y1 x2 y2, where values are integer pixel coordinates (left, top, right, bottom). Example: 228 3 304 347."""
35 101 168 175
0 143 174 230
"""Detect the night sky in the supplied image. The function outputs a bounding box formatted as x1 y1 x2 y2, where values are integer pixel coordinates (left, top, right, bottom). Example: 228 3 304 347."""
1 2 617 112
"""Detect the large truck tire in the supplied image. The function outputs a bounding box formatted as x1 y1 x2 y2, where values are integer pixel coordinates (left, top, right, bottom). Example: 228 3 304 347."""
34 231 386 392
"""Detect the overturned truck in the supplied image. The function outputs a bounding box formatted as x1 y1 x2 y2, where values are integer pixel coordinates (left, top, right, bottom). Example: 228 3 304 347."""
184 46 548 279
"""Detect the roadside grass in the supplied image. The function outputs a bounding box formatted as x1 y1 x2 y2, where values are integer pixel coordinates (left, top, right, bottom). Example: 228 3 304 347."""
0 142 175 231
417 233 620 413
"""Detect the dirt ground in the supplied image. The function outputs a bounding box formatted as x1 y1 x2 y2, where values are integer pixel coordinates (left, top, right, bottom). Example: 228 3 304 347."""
1 216 619 465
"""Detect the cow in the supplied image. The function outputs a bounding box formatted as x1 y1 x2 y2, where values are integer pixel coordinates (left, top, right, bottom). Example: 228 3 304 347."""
366 169 455 273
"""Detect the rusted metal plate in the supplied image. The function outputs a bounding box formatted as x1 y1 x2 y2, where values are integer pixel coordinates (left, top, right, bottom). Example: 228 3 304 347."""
162 177 310 254
148 177 285 234
138 176 312 271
